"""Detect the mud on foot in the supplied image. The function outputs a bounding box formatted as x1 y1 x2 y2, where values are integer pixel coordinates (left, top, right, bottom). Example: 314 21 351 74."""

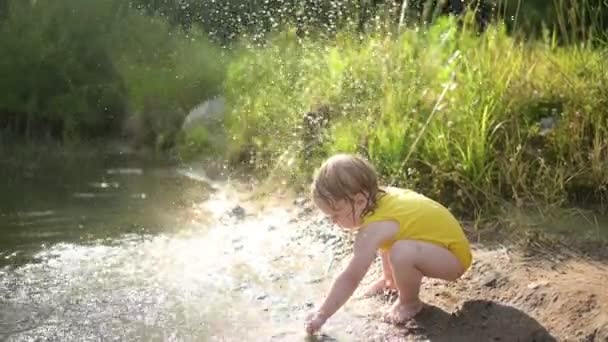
383 299 425 324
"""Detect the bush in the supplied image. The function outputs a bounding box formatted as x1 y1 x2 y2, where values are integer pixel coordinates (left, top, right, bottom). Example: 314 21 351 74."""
0 0 127 140
0 0 226 148
110 15 226 150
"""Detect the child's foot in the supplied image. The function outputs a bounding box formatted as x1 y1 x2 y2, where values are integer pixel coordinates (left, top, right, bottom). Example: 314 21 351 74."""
363 278 396 297
383 299 424 324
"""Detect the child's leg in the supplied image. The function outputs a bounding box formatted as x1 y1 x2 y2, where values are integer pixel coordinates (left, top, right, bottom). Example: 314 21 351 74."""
384 240 465 323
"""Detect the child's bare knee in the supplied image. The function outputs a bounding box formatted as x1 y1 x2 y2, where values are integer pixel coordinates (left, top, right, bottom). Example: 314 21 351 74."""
444 268 464 282
388 240 420 266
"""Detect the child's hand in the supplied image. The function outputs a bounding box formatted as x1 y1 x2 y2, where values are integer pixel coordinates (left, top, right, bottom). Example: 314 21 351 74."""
304 311 327 335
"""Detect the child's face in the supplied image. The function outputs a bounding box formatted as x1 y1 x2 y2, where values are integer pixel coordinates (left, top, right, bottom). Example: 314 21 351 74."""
314 194 367 230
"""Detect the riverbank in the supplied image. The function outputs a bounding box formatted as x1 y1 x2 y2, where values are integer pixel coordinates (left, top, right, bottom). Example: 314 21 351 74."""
1 149 606 341
195 181 608 341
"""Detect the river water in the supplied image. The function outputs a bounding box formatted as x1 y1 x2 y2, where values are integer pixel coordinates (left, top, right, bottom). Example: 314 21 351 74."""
0 148 386 341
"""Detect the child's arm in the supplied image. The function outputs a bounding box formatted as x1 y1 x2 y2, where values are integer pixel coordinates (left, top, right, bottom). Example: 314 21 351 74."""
361 250 395 297
380 250 395 286
315 234 377 318
306 222 398 333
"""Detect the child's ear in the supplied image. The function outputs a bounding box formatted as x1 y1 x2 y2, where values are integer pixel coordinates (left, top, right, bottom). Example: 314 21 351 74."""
355 192 368 205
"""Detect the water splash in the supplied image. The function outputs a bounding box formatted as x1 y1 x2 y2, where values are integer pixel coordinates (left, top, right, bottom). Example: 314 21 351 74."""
0 185 347 341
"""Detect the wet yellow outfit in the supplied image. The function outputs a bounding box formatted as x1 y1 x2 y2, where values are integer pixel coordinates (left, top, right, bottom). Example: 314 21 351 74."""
363 187 472 270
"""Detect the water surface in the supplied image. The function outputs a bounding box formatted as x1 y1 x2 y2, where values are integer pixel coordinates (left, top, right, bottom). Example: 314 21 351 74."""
0 149 365 341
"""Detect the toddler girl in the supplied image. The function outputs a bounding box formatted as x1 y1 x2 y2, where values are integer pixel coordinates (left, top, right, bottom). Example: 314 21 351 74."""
305 154 472 334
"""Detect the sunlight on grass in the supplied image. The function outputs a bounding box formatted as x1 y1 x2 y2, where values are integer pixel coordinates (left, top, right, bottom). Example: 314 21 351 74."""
222 16 608 225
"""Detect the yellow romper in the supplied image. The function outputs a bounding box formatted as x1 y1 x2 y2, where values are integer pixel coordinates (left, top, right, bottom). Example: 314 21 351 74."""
362 187 472 270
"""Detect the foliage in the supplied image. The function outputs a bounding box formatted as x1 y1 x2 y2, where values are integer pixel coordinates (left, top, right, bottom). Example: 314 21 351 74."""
223 16 608 219
0 0 225 147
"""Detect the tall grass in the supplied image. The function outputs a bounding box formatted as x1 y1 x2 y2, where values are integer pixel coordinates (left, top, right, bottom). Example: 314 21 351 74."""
222 16 608 221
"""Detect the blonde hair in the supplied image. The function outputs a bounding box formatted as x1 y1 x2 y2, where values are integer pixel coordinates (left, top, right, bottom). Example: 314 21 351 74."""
311 154 383 216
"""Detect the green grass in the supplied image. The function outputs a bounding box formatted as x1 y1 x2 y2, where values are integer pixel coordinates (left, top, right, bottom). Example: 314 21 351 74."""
222 17 608 225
